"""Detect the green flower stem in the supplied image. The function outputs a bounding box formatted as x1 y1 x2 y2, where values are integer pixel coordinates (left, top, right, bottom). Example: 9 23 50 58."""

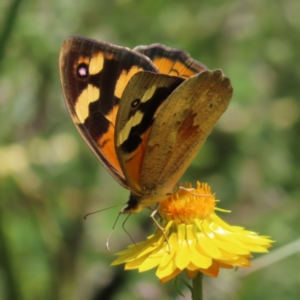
191 273 203 300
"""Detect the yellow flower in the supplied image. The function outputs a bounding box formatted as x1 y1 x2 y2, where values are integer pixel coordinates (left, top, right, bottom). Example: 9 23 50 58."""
111 182 273 283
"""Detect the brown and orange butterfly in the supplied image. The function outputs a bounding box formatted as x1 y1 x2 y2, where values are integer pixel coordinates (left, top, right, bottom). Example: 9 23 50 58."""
59 35 233 214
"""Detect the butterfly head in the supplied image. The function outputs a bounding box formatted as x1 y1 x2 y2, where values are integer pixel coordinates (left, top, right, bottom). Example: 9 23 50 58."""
121 186 169 214
121 193 143 214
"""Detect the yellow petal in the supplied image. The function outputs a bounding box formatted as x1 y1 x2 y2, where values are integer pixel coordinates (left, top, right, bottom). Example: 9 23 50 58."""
214 239 250 255
159 268 181 283
156 254 177 279
196 232 223 259
186 225 213 269
176 239 191 270
139 256 161 272
125 255 148 270
187 262 200 271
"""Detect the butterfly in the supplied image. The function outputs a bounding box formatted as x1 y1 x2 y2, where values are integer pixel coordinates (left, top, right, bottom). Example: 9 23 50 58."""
59 35 233 214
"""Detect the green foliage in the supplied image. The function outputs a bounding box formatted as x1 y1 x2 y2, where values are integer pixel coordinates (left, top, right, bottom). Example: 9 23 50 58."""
1 0 300 299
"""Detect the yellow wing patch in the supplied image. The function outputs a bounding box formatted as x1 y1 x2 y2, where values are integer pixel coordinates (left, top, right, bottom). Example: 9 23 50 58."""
75 84 100 123
89 52 104 75
115 66 145 99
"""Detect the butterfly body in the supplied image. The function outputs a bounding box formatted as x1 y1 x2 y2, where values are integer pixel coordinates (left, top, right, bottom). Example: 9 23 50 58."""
59 36 233 213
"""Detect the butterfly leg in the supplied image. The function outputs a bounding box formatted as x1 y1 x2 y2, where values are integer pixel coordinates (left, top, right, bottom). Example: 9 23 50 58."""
167 184 208 197
178 185 209 197
150 209 171 253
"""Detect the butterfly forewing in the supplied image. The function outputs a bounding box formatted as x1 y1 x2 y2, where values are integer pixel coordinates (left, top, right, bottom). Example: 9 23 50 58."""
115 71 184 195
139 69 233 197
59 36 159 188
134 44 207 78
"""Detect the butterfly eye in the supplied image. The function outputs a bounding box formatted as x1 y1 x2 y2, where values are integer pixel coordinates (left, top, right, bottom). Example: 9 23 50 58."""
131 99 140 108
77 63 89 79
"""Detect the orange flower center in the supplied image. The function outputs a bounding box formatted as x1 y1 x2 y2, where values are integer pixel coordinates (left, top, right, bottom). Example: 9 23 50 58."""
158 182 216 225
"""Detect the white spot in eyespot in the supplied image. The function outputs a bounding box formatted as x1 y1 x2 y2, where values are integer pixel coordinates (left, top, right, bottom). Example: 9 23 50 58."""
131 99 140 108
78 66 88 77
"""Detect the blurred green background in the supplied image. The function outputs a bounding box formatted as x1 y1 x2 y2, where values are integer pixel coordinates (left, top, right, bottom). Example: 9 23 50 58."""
1 0 299 299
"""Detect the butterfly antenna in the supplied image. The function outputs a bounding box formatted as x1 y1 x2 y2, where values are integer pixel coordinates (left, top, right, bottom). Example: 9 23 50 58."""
84 204 123 220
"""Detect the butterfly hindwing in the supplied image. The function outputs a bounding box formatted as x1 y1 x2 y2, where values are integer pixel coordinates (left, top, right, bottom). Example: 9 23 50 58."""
59 36 159 188
134 44 207 78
